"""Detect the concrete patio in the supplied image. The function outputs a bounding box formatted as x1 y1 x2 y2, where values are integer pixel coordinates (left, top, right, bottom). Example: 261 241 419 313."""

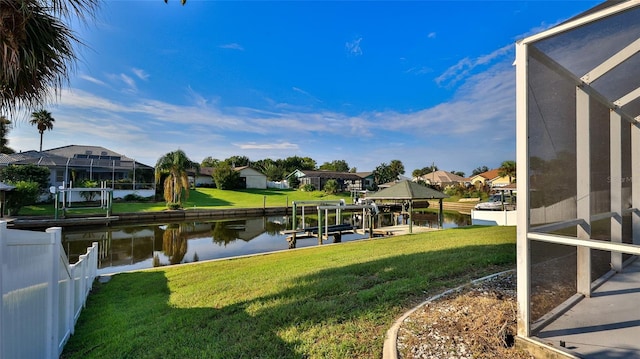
534 258 640 358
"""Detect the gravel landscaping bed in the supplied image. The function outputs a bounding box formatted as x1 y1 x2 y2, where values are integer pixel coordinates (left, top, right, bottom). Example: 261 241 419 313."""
396 271 534 359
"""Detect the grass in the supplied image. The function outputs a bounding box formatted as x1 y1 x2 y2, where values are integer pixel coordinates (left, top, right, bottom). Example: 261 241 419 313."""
61 225 516 359
18 188 350 216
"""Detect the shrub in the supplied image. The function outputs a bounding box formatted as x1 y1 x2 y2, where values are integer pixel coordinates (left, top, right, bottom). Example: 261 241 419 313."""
213 162 242 190
167 202 181 210
0 164 50 192
5 181 40 215
301 183 315 192
124 193 150 202
323 179 339 194
288 176 300 189
78 179 99 202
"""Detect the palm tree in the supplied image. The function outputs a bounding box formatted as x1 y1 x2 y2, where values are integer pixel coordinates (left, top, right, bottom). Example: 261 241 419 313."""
498 160 516 184
0 0 99 114
0 116 15 154
155 150 198 207
29 109 55 152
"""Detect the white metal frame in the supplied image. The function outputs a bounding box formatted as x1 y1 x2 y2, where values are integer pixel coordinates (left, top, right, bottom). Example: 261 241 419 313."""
516 0 640 338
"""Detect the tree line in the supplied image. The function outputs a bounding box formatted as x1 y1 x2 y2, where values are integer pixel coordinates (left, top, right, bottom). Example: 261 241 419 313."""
199 155 408 184
198 154 516 185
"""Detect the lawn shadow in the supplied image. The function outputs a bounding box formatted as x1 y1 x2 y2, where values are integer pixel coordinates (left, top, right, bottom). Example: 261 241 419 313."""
62 270 301 359
186 189 232 207
63 243 515 358
238 188 291 196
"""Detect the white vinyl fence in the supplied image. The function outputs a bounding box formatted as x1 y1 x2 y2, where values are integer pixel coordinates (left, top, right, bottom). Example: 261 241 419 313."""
267 180 289 189
471 209 518 226
0 221 98 359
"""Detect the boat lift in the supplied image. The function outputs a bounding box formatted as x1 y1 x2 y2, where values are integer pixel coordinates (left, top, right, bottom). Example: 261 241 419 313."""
291 199 346 230
315 202 379 241
51 181 113 219
285 200 379 247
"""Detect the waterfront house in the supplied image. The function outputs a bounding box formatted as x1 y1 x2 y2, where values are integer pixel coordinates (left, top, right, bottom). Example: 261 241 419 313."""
468 169 511 189
287 169 365 191
235 166 267 189
191 166 267 189
355 172 375 190
416 170 467 188
0 145 154 190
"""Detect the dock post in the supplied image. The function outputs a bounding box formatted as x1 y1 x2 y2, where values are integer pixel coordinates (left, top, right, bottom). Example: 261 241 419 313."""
292 202 297 230
317 207 323 245
409 200 413 234
439 199 444 229
288 232 297 249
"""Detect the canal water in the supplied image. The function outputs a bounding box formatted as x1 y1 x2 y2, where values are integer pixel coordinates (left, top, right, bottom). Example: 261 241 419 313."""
62 211 470 275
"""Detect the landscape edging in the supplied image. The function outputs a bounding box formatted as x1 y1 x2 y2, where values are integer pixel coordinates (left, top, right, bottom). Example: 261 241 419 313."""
382 269 515 359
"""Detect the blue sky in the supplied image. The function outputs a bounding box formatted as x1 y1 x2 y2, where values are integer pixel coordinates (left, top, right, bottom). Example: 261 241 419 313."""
9 0 600 176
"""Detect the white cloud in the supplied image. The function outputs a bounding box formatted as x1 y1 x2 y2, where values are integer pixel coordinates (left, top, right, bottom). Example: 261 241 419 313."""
405 66 432 75
120 74 137 91
292 87 310 96
385 61 515 136
435 44 512 87
80 75 107 86
292 87 322 103
219 43 244 51
345 37 363 56
57 88 129 112
236 142 299 150
132 68 150 81
9 41 517 174
427 32 436 39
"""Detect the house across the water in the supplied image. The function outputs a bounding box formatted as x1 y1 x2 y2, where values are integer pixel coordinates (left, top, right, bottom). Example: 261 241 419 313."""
0 145 155 198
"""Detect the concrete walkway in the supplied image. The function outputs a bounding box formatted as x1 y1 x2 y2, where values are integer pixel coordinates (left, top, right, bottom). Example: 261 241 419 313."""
535 259 640 358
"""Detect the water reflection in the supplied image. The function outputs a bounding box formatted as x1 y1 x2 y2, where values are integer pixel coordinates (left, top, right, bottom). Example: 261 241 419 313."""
63 216 323 275
414 210 472 229
162 224 188 265
62 213 469 275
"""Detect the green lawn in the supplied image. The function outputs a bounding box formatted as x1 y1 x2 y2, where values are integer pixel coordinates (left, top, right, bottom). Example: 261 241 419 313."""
61 226 516 359
18 188 351 216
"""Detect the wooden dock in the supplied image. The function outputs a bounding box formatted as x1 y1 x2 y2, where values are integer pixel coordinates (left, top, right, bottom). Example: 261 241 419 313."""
357 225 438 237
281 224 358 248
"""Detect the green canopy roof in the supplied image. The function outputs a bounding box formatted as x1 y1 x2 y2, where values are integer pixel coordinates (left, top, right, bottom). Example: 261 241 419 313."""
366 180 448 200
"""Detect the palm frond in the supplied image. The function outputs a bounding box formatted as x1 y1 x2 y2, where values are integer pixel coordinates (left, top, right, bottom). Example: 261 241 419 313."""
0 0 98 114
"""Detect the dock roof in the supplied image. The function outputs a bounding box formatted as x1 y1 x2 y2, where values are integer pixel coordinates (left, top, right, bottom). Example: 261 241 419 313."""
367 180 448 200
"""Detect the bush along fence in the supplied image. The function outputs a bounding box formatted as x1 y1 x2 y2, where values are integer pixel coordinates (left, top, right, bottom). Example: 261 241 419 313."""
0 221 98 359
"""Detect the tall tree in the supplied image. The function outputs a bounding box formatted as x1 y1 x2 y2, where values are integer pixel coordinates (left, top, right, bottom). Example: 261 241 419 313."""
155 149 197 206
213 161 241 189
0 116 15 154
224 155 250 168
412 164 438 179
498 160 516 183
389 159 405 178
373 163 395 186
29 109 55 152
319 160 349 172
0 0 99 113
260 162 283 181
280 156 316 174
201 156 220 168
472 166 489 176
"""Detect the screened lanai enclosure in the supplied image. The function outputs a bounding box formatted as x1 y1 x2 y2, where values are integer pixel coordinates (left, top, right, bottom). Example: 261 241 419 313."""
516 0 640 357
